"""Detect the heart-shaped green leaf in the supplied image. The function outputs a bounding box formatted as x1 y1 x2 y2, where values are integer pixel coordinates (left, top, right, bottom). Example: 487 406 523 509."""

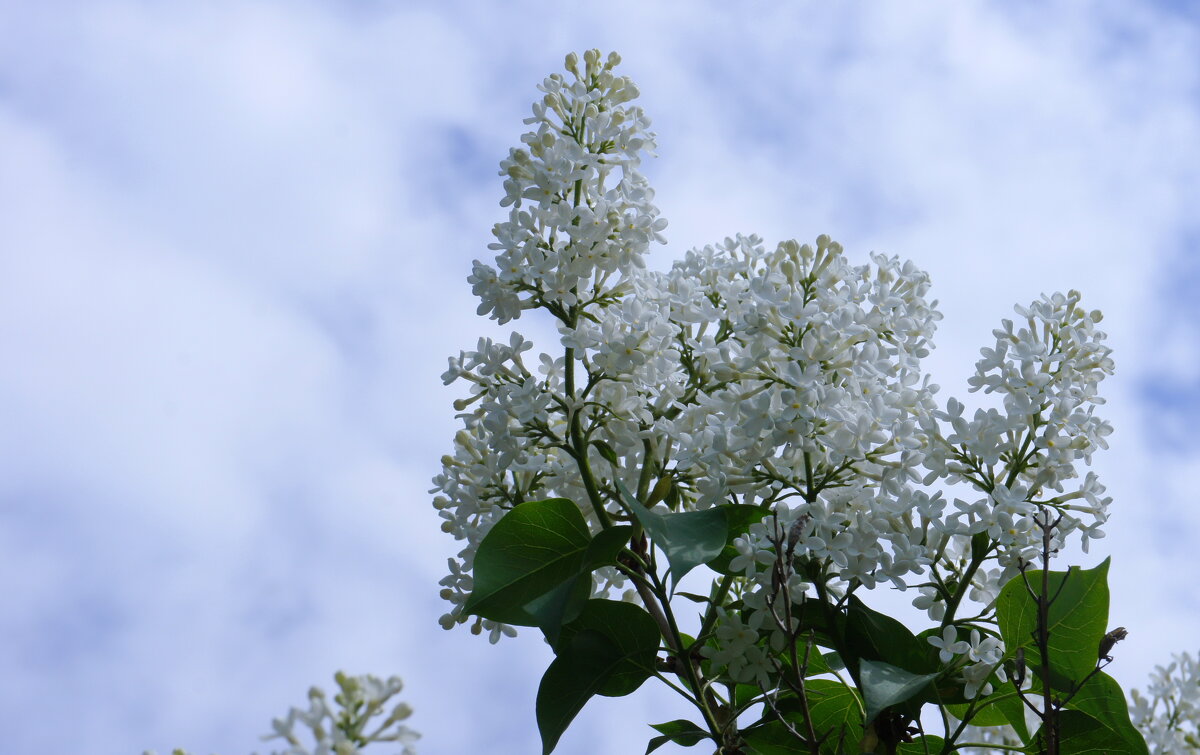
536 600 660 754
997 558 1110 685
463 498 592 625
616 480 726 586
859 659 936 725
645 719 708 753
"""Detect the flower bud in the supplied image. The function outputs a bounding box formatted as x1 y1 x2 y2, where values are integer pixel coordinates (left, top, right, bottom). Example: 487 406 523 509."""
391 702 414 721
1099 626 1128 662
646 475 673 506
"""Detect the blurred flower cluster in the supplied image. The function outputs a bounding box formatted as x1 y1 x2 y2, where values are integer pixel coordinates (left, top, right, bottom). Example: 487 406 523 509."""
153 672 418 755
1132 652 1200 753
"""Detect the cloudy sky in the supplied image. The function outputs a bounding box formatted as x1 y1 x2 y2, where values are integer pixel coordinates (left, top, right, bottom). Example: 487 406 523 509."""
2 1 1198 753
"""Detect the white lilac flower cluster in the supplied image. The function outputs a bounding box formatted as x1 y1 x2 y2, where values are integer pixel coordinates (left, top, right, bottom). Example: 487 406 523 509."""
912 291 1115 622
432 50 1114 678
149 672 418 755
1131 652 1200 753
927 626 1008 699
262 672 419 755
469 49 664 325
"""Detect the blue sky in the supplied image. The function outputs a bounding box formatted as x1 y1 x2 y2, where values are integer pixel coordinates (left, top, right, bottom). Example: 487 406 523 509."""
1 2 1198 753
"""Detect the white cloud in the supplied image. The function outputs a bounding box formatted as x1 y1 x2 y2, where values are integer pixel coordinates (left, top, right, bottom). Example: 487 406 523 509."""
1 1 1197 753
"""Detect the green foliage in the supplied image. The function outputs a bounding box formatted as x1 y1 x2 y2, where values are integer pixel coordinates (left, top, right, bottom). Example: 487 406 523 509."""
536 600 660 754
457 458 1144 755
463 498 590 624
768 679 865 754
1042 672 1148 754
1028 710 1145 755
551 599 661 696
997 558 1111 686
708 504 771 576
471 499 1147 755
741 721 817 753
807 679 865 754
896 735 945 754
617 481 728 586
645 720 708 753
522 575 592 644
845 597 937 675
464 498 631 630
858 660 937 726
946 690 1029 739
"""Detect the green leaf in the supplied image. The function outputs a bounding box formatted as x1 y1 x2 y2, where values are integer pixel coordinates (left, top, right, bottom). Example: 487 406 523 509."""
997 558 1110 685
466 495 632 638
734 683 763 710
788 597 847 651
523 574 591 644
526 524 634 643
552 599 661 696
859 659 937 725
536 600 660 754
823 651 846 672
591 439 620 466
946 686 1028 738
1057 671 1148 754
970 529 990 563
464 498 592 625
741 721 813 753
536 631 621 755
780 643 836 679
846 596 937 675
708 504 770 575
773 679 864 754
807 679 864 754
998 685 1031 739
616 480 727 586
1027 709 1145 755
645 720 709 753
897 736 945 754
799 647 835 677
584 524 634 568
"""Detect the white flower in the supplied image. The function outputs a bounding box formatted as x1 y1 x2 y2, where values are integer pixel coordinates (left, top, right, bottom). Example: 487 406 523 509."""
928 625 970 663
1130 651 1200 753
435 52 1117 689
913 586 946 621
962 660 1002 700
965 629 1005 665
257 672 419 755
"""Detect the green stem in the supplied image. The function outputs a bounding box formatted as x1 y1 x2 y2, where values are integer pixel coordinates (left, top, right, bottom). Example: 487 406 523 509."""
564 344 612 529
694 574 734 648
941 543 991 625
647 566 723 742
1038 514 1059 755
940 697 981 753
636 438 656 501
